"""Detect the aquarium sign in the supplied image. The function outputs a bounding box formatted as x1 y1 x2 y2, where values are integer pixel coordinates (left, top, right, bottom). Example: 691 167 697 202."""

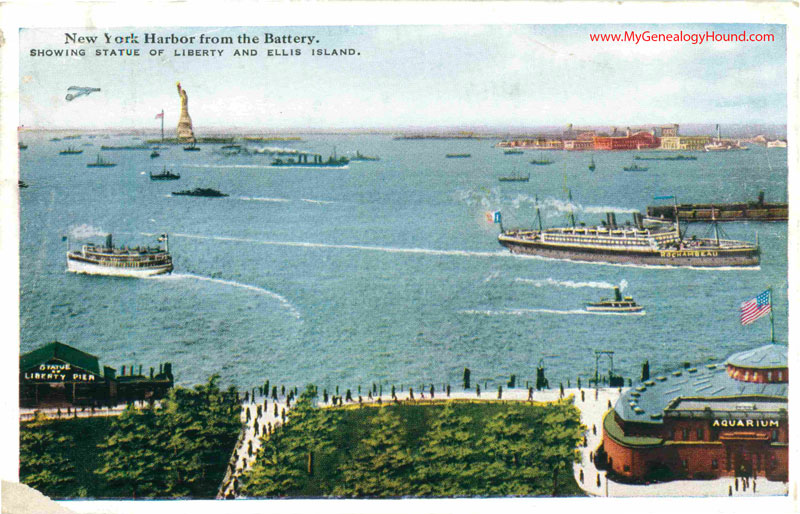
712 419 779 428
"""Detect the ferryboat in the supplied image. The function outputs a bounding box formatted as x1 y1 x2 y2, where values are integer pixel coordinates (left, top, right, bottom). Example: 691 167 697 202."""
446 153 471 158
498 173 530 182
59 147 84 155
150 167 181 180
66 234 173 277
623 164 648 171
172 187 228 197
87 154 117 168
350 151 380 161
497 197 760 267
585 287 644 313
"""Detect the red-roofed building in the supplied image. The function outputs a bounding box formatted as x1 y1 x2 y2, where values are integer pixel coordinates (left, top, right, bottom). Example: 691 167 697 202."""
593 131 660 150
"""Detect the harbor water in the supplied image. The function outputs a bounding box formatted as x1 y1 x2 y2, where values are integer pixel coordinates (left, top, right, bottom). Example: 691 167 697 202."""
19 133 788 391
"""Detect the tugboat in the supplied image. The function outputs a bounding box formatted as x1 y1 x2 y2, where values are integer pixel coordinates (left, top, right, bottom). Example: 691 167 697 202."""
588 156 596 171
585 287 644 314
59 147 84 155
623 164 648 171
350 151 380 161
87 154 117 168
150 167 181 180
66 233 173 277
498 173 530 182
150 150 160 159
172 187 228 197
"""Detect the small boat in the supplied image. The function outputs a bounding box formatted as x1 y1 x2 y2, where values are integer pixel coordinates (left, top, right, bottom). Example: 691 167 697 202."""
18 180 29 188
585 287 644 313
59 147 84 155
498 174 530 182
184 144 201 152
445 153 471 158
530 158 554 165
588 156 596 171
221 144 241 150
623 164 648 171
172 188 228 197
18 142 28 150
350 151 380 161
86 154 117 168
150 150 160 159
504 149 524 155
50 137 62 142
150 167 181 180
767 140 787 148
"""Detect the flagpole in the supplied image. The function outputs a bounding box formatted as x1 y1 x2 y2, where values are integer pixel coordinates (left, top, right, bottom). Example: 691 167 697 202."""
768 286 775 343
160 110 164 142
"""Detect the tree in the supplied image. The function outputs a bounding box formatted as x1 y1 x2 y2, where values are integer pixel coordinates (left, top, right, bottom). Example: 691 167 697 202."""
410 403 480 496
537 401 585 496
20 418 77 497
463 368 471 389
241 425 305 497
334 407 414 497
95 405 166 498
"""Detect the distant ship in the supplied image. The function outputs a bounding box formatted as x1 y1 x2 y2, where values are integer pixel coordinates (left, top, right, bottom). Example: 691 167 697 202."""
585 287 644 313
634 155 697 161
504 149 524 155
498 201 760 267
271 153 349 168
100 144 151 150
150 150 160 159
66 234 173 277
530 158 554 165
87 154 117 168
588 156 596 171
646 191 787 222
767 140 787 148
18 180 28 188
446 153 471 158
18 142 28 150
59 147 84 155
184 144 201 152
150 167 181 181
350 151 380 161
172 187 228 197
498 173 530 182
623 164 648 171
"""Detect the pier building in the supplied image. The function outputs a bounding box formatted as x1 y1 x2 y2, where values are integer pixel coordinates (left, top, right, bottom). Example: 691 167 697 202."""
20 341 174 408
593 131 660 150
659 135 712 151
601 343 788 482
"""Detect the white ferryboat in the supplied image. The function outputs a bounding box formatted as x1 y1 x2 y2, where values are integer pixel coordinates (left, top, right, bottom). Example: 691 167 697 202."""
66 234 173 277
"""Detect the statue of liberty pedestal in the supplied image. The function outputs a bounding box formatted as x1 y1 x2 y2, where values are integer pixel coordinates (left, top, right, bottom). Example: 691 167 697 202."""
176 82 196 143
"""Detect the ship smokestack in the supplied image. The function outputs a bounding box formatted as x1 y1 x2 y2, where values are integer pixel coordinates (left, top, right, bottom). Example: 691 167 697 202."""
633 212 644 230
758 190 765 206
606 212 617 229
613 287 622 302
106 234 113 249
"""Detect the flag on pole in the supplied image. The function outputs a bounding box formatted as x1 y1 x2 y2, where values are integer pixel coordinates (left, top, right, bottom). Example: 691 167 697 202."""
740 290 771 325
155 112 164 119
485 211 501 224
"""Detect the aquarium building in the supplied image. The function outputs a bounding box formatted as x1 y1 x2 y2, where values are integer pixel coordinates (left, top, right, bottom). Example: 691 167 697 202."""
20 341 174 408
602 343 788 482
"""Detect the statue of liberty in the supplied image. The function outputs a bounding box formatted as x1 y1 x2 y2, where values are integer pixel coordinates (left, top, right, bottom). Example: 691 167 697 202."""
176 82 196 143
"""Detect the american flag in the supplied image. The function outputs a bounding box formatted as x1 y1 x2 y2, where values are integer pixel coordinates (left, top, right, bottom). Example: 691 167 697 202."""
740 290 771 325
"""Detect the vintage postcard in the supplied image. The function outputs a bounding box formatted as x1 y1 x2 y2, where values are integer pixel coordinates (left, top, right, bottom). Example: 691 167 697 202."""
1 2 797 513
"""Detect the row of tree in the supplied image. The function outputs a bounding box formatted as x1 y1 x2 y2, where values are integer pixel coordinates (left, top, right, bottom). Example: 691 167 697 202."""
20 375 241 499
242 388 584 498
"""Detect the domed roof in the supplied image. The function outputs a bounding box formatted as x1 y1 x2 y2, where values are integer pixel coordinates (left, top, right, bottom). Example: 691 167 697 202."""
726 344 787 369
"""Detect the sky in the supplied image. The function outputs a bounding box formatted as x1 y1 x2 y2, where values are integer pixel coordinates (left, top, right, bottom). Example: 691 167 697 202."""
18 24 787 130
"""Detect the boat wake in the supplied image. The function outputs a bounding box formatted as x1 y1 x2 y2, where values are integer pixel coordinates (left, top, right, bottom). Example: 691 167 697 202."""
237 196 291 203
460 308 645 317
154 232 508 259
515 277 629 291
69 224 107 239
150 273 301 319
182 164 273 169
301 198 335 205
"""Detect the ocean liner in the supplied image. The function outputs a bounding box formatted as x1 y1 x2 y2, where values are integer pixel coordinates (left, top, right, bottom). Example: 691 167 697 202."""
66 234 173 277
498 208 759 267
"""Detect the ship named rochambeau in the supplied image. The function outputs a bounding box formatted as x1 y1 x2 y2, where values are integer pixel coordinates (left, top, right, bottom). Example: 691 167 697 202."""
498 212 759 267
